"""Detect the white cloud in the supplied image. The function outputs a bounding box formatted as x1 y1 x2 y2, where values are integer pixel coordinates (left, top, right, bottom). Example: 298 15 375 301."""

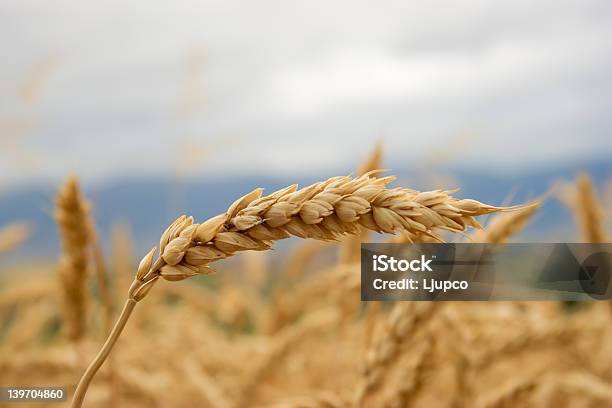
0 0 611 187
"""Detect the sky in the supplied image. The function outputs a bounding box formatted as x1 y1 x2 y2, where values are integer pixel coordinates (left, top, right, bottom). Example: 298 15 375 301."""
1 0 611 188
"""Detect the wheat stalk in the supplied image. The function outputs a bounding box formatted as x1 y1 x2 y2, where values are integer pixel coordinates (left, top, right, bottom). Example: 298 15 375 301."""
55 176 92 342
70 171 512 407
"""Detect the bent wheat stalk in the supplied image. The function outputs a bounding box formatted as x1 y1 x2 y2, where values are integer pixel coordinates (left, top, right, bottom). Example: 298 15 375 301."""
71 171 512 407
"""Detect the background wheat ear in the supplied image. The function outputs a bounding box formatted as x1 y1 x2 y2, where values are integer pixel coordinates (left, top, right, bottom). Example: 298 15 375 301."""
340 143 383 264
0 221 32 254
54 176 93 342
574 173 608 243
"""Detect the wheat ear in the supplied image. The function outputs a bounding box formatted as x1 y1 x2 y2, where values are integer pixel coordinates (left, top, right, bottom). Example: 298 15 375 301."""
575 173 608 243
55 176 92 342
0 222 31 254
71 171 511 407
356 302 438 406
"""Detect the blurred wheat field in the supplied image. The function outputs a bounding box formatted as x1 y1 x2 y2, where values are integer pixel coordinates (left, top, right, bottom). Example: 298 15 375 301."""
0 151 611 408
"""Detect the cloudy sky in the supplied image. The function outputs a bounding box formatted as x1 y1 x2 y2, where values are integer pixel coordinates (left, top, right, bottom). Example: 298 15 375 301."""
1 0 611 188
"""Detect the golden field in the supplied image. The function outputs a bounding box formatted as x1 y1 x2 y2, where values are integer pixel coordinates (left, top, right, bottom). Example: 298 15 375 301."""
0 150 611 408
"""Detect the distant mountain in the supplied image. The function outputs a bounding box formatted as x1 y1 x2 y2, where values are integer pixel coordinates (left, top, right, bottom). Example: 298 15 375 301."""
0 160 609 262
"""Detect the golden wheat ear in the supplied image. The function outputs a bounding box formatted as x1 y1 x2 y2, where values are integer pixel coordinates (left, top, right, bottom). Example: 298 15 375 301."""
70 171 521 408
54 176 93 343
575 173 608 243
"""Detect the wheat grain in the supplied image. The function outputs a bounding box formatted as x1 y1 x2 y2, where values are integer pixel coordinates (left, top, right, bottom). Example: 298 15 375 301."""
71 171 513 407
55 176 92 342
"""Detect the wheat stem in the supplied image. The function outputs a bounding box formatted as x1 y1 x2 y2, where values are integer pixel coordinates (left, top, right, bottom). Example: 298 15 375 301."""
70 298 136 408
70 257 164 407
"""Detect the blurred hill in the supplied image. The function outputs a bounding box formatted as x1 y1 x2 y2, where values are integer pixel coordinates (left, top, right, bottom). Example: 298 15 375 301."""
0 159 609 263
